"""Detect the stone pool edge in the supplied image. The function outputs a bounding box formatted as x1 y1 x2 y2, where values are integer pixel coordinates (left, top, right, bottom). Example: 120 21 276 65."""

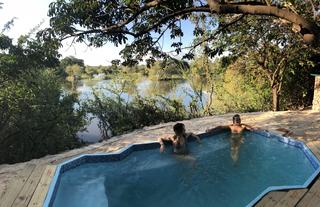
43 130 320 207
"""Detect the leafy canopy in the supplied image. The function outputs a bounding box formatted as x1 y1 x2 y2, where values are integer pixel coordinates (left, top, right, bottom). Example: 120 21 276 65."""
46 0 320 65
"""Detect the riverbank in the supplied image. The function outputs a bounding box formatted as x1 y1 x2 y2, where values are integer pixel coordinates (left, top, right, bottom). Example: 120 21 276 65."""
1 110 320 203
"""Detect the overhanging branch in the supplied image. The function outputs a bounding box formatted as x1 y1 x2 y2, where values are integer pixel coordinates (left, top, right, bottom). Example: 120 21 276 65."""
57 1 320 45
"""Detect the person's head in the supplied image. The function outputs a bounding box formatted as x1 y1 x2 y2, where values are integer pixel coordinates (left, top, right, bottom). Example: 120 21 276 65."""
173 123 185 136
233 114 241 125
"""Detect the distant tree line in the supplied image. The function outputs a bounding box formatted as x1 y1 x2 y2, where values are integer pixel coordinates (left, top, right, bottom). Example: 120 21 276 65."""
59 56 190 82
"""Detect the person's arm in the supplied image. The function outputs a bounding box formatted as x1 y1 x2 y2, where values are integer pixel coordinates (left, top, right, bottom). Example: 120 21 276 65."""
206 125 230 133
242 124 255 131
158 135 172 153
186 132 201 143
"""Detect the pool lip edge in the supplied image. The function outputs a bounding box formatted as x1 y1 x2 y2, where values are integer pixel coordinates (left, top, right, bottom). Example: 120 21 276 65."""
43 130 320 207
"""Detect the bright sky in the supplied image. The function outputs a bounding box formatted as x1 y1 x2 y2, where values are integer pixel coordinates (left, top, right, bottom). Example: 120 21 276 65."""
0 0 195 66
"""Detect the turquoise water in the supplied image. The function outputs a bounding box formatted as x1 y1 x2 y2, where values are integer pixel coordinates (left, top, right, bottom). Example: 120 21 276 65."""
52 133 315 207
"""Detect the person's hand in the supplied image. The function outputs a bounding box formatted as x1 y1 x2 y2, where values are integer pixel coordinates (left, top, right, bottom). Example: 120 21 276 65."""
172 139 179 145
160 144 165 153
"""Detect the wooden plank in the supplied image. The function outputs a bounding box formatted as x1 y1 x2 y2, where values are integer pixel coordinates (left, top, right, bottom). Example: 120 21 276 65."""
273 189 308 207
27 165 56 207
0 164 36 207
11 165 46 207
296 179 320 207
255 191 287 207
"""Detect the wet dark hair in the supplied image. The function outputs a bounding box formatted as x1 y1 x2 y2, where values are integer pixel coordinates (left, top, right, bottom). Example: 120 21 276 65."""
233 114 241 124
173 123 185 135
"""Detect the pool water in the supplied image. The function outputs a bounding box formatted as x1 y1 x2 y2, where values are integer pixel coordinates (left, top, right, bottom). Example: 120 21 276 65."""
52 132 316 207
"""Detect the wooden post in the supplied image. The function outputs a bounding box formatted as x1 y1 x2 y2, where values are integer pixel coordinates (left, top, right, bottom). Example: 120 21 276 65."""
312 74 320 111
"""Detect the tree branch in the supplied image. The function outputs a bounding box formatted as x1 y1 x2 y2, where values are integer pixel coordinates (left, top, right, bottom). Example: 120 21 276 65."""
100 0 167 35
206 1 320 42
56 1 320 45
182 14 245 52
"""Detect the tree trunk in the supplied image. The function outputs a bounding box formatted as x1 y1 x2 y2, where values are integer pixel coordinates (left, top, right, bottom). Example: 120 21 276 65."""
272 85 280 111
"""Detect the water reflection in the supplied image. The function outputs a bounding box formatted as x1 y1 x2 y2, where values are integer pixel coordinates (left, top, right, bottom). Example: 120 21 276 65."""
230 134 244 163
143 79 183 97
75 78 208 106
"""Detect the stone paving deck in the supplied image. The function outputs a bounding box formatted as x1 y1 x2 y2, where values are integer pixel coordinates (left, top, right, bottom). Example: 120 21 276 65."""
0 110 319 207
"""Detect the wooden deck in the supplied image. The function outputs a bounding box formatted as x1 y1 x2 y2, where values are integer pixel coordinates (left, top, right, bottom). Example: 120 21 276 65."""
1 111 320 207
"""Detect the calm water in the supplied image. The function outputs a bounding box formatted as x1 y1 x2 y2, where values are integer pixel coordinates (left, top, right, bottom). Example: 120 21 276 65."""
76 78 207 106
75 78 209 142
52 132 315 207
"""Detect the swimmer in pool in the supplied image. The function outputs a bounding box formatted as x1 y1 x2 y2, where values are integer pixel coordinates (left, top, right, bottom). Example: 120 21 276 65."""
158 123 201 155
205 114 255 134
206 114 255 162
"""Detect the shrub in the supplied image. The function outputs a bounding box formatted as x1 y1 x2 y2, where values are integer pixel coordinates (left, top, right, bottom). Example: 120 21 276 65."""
0 70 86 164
84 92 189 138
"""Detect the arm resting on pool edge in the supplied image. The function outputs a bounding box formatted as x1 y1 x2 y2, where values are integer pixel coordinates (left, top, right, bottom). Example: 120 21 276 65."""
205 125 230 134
158 135 173 153
186 132 201 143
242 124 259 131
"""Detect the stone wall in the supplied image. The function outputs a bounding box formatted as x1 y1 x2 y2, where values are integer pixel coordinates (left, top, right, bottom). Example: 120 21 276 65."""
313 76 320 111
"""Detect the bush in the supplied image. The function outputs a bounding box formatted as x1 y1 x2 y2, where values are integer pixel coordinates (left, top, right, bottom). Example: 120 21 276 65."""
212 59 271 113
84 92 189 138
0 70 86 164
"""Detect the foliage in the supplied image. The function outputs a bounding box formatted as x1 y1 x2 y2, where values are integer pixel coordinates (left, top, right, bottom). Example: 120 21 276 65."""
60 56 84 69
148 59 189 80
279 54 319 110
0 69 86 164
212 15 319 111
212 58 271 113
65 64 82 77
46 0 320 66
58 56 85 78
84 92 189 138
0 33 60 82
84 65 100 78
0 33 85 164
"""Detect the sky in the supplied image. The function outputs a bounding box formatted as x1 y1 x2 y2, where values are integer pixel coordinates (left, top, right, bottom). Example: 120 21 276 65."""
0 0 195 66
